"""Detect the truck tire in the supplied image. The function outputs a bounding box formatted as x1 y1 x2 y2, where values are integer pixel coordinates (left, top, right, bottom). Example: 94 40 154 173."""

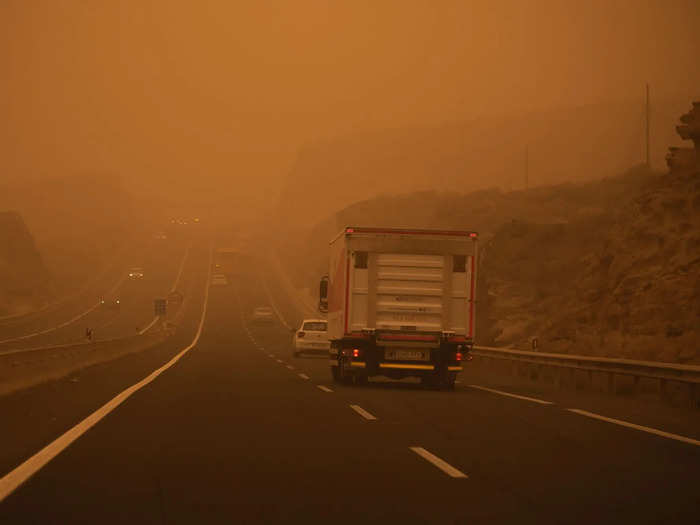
444 372 457 391
338 359 353 385
331 365 341 383
355 373 368 386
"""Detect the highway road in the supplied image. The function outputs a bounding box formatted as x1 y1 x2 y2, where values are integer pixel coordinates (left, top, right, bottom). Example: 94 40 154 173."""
1 249 699 524
0 235 191 353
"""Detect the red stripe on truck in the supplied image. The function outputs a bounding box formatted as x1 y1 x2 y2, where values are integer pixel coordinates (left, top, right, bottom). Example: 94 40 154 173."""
469 255 475 338
378 334 438 342
344 256 350 335
346 227 477 237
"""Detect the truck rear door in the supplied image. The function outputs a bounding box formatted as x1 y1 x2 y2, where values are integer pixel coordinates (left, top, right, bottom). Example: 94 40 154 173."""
348 250 473 336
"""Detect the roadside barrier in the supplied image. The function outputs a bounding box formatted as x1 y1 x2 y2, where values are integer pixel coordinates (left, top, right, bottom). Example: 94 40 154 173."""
472 345 700 407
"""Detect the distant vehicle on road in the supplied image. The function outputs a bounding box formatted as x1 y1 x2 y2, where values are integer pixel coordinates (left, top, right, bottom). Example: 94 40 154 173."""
213 248 240 276
320 227 478 389
153 231 167 240
250 306 274 324
128 267 144 279
211 274 228 286
292 319 329 357
100 297 120 310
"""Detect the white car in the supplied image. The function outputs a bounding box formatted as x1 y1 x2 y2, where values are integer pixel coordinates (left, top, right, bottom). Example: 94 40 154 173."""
251 306 274 324
292 319 329 357
211 273 228 286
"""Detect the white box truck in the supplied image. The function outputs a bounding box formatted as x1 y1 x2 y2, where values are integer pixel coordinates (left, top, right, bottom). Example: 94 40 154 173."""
319 227 478 389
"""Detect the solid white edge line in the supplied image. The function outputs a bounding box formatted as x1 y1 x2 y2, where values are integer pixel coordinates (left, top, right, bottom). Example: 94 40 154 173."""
409 447 468 478
138 315 159 336
0 244 214 503
567 409 700 447
317 385 333 393
349 404 377 421
298 373 310 380
468 384 553 405
170 244 191 293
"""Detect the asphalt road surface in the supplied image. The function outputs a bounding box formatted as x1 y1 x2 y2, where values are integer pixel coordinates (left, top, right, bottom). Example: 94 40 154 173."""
1 252 699 524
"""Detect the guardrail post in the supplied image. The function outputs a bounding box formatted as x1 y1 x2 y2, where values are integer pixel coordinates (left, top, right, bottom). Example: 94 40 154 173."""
587 370 594 391
632 375 641 397
607 372 616 395
659 378 667 402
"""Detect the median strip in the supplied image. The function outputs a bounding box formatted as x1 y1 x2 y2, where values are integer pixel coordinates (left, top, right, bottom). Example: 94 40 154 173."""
468 384 553 405
409 447 468 478
567 409 700 447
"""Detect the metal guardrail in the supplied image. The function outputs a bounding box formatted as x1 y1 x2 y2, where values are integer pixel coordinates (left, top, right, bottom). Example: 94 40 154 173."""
472 345 700 399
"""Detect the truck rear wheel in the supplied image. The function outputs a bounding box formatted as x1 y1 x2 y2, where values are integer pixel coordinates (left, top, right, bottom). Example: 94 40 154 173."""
331 365 341 383
338 359 353 385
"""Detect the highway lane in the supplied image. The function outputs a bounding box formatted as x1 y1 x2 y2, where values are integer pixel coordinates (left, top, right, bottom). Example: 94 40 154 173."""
2 256 699 523
0 237 190 352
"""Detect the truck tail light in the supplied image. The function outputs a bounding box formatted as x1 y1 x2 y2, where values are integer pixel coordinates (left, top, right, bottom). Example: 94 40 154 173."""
352 348 360 358
456 352 463 361
297 331 305 338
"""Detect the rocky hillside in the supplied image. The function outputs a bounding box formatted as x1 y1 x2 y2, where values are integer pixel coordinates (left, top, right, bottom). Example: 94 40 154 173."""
277 164 700 364
0 212 51 317
528 170 700 363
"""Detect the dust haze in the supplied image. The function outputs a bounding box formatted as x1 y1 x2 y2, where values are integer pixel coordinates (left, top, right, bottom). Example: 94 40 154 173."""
2 1 699 215
2 2 700 521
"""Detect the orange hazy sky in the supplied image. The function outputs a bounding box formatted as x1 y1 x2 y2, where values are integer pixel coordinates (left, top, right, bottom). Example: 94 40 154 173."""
1 0 698 203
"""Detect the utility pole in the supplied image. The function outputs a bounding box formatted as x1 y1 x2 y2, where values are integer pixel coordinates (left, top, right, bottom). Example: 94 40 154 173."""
646 83 650 169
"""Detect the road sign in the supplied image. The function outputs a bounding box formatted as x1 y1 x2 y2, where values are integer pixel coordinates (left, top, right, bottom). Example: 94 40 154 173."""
154 298 167 316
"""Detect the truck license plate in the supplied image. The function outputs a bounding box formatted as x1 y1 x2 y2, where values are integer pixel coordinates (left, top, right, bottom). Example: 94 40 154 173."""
385 349 429 361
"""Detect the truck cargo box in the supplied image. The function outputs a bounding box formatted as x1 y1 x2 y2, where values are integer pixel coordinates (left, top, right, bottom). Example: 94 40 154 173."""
322 227 478 389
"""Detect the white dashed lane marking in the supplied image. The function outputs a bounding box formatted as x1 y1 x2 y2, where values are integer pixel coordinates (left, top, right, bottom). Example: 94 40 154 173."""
409 447 468 478
298 373 310 380
349 404 377 421
317 385 333 393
